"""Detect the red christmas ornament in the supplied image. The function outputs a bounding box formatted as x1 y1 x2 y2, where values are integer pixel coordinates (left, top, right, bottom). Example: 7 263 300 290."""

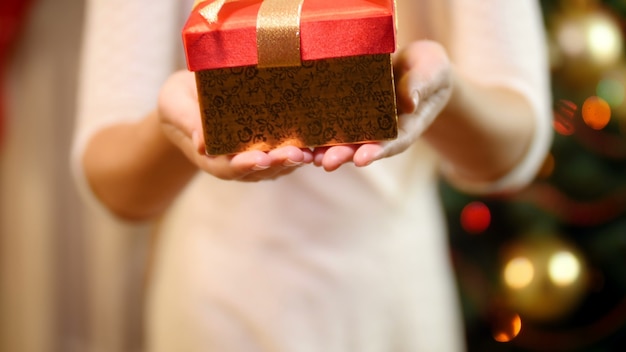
460 201 491 234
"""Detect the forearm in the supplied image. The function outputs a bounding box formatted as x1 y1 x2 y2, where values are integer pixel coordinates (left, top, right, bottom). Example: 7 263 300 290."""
82 111 198 221
423 67 535 185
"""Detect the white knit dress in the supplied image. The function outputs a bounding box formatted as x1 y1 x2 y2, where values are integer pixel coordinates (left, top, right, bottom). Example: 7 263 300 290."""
73 0 552 351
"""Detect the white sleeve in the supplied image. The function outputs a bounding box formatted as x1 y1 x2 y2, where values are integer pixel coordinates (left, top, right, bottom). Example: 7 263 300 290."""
440 0 553 194
70 0 189 215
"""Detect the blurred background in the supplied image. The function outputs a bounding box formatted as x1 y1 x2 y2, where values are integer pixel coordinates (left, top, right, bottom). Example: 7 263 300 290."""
443 0 626 350
1 0 626 351
1 1 150 351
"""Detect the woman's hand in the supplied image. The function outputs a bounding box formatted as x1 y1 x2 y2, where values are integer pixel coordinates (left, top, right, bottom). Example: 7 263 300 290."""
313 40 453 171
158 70 313 181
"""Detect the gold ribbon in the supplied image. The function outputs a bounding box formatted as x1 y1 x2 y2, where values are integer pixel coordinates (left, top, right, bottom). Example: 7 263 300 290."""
195 0 304 68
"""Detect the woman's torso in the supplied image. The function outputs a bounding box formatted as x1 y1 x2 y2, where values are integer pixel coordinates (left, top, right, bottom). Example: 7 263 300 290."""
146 1 464 351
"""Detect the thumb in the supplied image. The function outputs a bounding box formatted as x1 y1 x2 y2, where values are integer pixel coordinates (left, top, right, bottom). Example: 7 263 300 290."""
376 66 452 159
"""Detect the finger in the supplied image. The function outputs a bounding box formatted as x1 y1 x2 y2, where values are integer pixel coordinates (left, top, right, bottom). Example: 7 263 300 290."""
395 72 420 114
237 164 301 182
313 146 330 166
394 41 451 113
268 145 307 167
353 143 384 166
233 146 311 181
197 151 270 180
230 150 272 172
158 71 203 140
393 44 424 114
320 145 358 171
192 130 206 154
302 148 314 164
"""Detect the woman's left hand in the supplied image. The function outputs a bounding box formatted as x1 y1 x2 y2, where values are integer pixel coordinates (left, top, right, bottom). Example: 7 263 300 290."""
313 40 453 171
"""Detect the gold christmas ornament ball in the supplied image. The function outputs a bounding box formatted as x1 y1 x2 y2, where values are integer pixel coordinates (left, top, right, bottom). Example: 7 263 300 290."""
499 235 589 322
550 7 623 88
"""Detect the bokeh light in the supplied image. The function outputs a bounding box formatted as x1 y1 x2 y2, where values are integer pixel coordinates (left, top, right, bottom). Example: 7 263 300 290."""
492 312 522 343
586 13 623 67
460 201 491 234
500 236 589 322
582 96 611 130
553 99 577 135
597 77 625 108
556 19 587 58
551 9 623 89
504 257 535 290
549 250 582 287
556 11 623 66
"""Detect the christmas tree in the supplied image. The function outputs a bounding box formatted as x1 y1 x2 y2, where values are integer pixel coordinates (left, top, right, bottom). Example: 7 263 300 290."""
442 0 626 350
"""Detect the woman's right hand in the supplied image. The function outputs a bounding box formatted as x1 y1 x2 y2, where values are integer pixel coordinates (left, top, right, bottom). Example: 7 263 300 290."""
157 70 313 181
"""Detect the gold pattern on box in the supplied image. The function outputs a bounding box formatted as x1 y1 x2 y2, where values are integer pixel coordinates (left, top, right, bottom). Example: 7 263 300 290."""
196 54 398 155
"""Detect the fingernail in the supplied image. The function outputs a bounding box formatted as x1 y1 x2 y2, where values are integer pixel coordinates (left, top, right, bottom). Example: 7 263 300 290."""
283 159 302 167
252 164 270 171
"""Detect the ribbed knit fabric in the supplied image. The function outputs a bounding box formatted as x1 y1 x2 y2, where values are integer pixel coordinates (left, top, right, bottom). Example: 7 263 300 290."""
72 1 552 351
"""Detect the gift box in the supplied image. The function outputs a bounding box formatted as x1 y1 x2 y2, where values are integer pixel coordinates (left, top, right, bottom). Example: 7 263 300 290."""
183 0 398 155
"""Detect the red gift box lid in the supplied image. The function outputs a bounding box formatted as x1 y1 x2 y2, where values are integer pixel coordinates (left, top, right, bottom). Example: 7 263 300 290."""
183 0 396 71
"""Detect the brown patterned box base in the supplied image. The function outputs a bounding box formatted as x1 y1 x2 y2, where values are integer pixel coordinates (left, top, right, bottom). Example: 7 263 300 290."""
195 54 398 155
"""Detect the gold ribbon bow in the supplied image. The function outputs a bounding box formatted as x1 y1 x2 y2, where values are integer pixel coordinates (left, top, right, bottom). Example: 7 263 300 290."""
194 0 304 68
